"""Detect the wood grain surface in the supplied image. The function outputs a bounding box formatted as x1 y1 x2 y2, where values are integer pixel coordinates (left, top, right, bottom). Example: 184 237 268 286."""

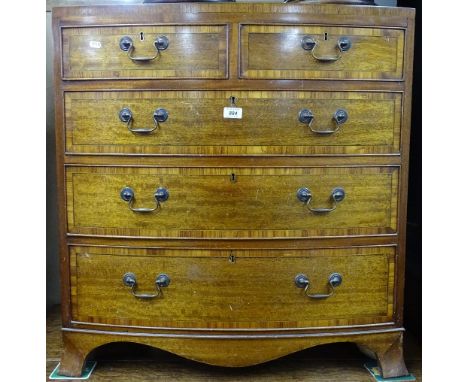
64 90 402 156
65 166 399 239
46 305 422 381
52 4 414 29
240 25 405 80
69 245 395 329
52 3 416 379
56 328 409 377
61 25 228 79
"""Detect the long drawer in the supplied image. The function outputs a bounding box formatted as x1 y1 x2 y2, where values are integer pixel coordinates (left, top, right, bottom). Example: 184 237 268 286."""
240 25 405 80
64 91 402 156
66 166 399 239
70 245 395 329
60 25 228 79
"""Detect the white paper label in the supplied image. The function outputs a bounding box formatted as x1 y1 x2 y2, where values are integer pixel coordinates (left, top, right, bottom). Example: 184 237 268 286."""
223 107 243 119
89 41 102 49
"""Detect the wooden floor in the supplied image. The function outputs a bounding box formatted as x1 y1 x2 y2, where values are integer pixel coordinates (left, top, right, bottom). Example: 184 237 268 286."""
46 306 421 381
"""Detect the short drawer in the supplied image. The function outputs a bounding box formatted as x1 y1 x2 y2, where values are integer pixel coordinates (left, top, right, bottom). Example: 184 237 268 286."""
70 246 395 329
61 25 228 79
240 25 405 80
66 166 399 239
65 91 402 156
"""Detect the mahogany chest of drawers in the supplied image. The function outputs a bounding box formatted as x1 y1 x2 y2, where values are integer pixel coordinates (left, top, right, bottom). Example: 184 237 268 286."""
52 3 415 378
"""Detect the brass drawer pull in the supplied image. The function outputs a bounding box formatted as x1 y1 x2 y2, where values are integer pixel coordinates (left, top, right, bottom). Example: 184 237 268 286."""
122 272 171 299
298 108 348 135
295 273 342 299
296 187 345 213
119 35 169 62
119 107 168 134
120 186 169 213
301 36 351 62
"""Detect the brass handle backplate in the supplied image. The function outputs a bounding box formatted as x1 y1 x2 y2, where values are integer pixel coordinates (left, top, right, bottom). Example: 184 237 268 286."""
295 273 343 299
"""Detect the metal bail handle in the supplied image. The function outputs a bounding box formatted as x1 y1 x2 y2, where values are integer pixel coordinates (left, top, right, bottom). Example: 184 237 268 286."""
301 36 352 62
298 108 348 135
120 186 169 213
296 187 345 213
119 107 168 134
295 273 343 299
122 272 171 299
119 35 169 62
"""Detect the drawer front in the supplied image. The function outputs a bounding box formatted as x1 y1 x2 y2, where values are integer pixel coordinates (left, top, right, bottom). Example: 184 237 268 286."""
66 166 399 239
70 246 395 329
240 25 405 80
61 25 228 79
65 91 402 156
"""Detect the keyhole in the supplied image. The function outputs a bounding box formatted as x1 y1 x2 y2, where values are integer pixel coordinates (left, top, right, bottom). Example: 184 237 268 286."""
324 32 328 41
229 253 236 263
230 173 237 183
229 96 237 106
140 32 144 41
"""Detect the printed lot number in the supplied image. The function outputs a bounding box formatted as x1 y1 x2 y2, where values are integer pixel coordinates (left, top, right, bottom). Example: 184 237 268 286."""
223 107 243 119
